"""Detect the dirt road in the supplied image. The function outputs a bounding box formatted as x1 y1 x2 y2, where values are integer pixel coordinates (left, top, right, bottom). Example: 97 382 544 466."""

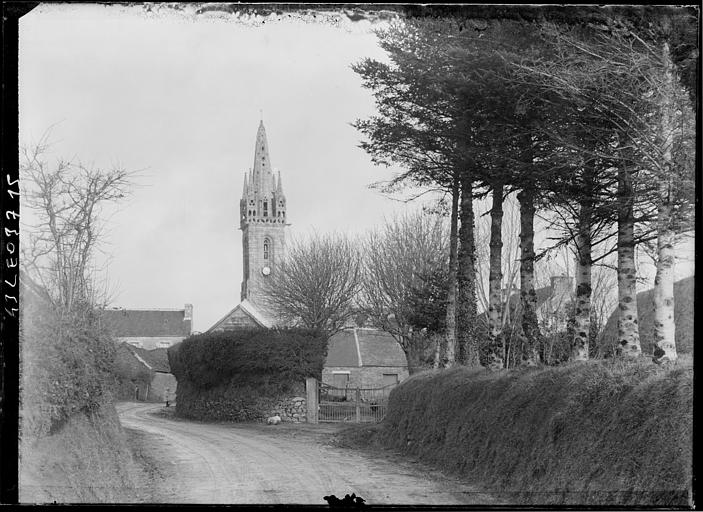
118 402 493 505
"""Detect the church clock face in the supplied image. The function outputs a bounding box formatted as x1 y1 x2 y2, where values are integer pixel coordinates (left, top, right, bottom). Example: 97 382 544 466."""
261 266 271 276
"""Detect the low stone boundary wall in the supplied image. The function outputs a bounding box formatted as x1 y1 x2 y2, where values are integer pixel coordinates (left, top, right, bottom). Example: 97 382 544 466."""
175 380 308 423
267 396 306 423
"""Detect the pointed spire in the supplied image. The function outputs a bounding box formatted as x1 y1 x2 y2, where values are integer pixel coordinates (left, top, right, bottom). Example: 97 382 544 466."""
242 172 249 196
252 120 273 196
276 170 284 195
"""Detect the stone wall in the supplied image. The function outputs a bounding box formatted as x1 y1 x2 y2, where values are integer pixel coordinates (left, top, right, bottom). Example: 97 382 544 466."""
267 396 306 423
242 222 285 304
322 366 410 389
175 379 307 423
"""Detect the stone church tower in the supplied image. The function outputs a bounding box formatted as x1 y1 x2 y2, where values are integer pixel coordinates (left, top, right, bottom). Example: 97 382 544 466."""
207 120 289 332
239 120 288 308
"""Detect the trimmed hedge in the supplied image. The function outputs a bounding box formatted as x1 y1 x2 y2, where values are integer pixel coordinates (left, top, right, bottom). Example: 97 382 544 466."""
168 328 327 420
376 360 693 506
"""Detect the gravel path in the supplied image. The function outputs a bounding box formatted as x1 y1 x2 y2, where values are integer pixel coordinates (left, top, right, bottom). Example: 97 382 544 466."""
118 402 493 505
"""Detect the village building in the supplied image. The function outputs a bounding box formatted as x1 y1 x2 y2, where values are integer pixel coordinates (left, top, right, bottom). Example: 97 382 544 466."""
102 306 191 402
114 343 176 402
322 328 410 390
101 305 193 350
497 275 575 331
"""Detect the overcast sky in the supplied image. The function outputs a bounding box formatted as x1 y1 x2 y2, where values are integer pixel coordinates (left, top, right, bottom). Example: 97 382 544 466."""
19 4 693 332
19 4 419 331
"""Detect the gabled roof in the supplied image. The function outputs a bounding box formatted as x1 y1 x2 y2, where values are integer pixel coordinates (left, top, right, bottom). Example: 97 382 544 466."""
101 308 190 337
207 299 273 332
325 328 408 368
121 343 171 373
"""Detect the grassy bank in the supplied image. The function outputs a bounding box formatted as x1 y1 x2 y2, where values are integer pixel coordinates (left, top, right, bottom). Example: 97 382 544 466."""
19 283 151 503
19 403 148 503
343 358 693 507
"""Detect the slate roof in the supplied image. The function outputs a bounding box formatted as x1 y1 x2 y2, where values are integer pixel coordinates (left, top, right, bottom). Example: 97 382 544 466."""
122 343 171 373
102 308 190 337
325 328 408 368
325 329 360 367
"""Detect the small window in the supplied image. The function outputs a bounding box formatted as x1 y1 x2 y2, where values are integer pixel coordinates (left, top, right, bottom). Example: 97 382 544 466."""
263 201 268 217
263 238 270 260
382 374 399 387
332 373 350 388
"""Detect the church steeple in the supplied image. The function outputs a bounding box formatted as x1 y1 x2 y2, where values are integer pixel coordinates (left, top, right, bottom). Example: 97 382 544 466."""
240 120 287 228
239 120 289 305
251 120 274 197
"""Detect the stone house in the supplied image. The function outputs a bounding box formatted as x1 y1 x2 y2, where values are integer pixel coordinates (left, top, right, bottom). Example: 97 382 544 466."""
322 328 410 390
101 305 193 349
114 343 176 402
535 275 574 331
496 275 575 331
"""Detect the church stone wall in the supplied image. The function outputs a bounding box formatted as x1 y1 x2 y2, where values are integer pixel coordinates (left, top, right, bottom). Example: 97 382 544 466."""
242 222 285 305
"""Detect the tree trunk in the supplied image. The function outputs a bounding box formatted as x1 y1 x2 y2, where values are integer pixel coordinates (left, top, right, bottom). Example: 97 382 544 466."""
456 170 480 367
432 335 442 369
487 183 504 369
653 196 677 362
572 202 592 361
616 159 641 357
517 186 540 365
653 42 678 363
443 176 460 367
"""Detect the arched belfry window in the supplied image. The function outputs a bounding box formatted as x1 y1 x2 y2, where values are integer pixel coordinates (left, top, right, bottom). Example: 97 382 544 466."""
263 238 270 260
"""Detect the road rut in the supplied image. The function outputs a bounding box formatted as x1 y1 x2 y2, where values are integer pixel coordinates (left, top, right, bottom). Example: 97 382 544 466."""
118 402 492 505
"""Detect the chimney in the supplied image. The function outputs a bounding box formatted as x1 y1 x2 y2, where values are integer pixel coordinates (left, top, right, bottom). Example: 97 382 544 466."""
184 304 193 334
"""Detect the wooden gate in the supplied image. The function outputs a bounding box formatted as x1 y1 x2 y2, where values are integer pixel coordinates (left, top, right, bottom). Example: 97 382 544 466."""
317 381 394 423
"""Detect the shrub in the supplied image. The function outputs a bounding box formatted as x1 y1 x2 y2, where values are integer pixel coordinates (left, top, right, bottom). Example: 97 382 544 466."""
168 328 327 422
168 328 327 395
376 359 692 506
21 294 117 439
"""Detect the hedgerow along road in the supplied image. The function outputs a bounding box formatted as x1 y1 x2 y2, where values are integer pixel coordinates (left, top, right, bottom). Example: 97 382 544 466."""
117 402 494 505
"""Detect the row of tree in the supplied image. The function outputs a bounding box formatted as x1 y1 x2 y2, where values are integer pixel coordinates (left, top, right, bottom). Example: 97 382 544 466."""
262 213 449 368
351 8 695 366
267 7 696 368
